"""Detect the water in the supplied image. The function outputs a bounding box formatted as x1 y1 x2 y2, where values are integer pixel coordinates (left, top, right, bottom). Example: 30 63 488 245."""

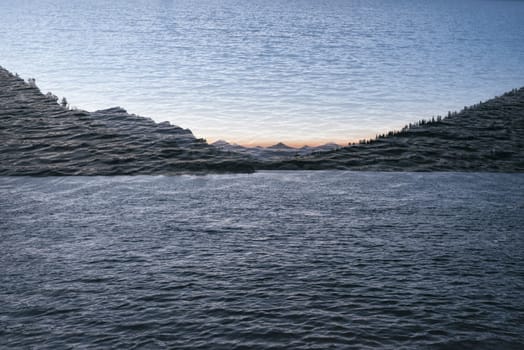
1 0 524 145
1 172 523 349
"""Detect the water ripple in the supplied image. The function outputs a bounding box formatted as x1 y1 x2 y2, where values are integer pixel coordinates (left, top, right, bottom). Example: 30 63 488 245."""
1 172 523 348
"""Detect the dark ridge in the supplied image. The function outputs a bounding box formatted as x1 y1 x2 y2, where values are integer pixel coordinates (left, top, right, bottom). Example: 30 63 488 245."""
0 67 254 175
2 66 523 174
259 88 524 172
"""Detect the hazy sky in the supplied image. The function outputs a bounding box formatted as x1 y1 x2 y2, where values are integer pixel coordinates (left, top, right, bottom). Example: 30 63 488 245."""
1 0 524 146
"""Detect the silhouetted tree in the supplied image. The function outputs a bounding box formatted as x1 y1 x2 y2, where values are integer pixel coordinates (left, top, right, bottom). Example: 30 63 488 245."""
45 92 58 102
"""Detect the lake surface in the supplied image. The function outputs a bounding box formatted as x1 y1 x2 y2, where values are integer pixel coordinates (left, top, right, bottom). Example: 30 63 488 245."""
1 172 523 349
1 0 524 145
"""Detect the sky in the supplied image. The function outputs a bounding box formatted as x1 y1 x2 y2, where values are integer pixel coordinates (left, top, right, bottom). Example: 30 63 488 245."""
1 0 524 146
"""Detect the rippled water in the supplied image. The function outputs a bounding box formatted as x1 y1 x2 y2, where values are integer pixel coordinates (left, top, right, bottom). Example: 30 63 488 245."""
1 172 523 349
1 0 524 144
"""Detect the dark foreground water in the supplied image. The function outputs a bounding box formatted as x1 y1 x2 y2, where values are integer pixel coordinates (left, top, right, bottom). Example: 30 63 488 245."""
1 172 523 349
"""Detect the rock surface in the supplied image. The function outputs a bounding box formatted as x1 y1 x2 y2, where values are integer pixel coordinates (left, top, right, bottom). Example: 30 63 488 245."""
0 67 254 175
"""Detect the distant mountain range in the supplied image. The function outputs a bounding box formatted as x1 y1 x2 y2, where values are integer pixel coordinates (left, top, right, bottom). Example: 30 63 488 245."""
1 65 523 174
211 140 341 160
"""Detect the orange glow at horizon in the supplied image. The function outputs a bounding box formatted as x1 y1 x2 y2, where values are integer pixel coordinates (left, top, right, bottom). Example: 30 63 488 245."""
204 129 384 148
207 137 364 148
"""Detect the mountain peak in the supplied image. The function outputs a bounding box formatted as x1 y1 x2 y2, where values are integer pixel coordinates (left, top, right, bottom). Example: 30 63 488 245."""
267 142 293 150
212 140 231 147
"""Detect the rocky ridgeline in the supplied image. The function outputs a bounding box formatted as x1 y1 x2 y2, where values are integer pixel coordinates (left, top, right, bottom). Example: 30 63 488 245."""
1 66 523 174
262 88 524 172
0 67 253 175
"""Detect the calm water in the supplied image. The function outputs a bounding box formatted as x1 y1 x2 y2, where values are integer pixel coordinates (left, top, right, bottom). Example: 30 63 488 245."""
1 172 523 349
1 0 524 145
